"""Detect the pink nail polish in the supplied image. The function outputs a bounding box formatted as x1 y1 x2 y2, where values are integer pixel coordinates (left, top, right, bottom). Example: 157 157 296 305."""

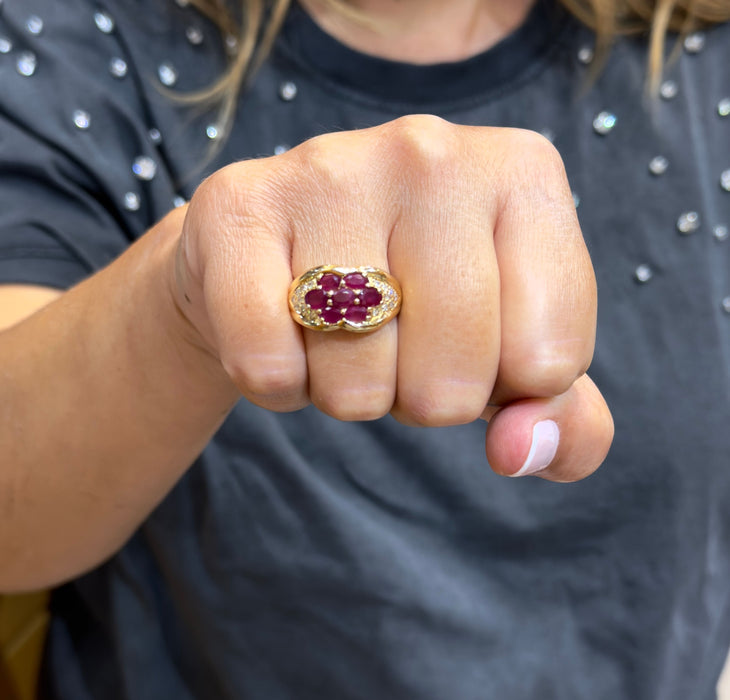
511 420 560 477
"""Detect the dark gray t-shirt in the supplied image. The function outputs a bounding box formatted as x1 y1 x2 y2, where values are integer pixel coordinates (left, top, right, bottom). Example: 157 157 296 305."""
1 0 729 697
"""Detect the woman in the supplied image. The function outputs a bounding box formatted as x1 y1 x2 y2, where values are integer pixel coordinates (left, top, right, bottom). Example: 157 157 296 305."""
0 0 728 696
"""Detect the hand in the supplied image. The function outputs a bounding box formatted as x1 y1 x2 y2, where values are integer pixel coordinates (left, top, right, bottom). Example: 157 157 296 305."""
172 115 613 482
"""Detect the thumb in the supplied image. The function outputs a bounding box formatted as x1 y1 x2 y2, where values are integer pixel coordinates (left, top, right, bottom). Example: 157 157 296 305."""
484 374 614 482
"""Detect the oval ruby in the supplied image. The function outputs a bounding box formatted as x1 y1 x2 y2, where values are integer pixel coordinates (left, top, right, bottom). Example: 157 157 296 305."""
304 288 327 309
343 272 367 289
321 308 343 325
360 287 382 307
319 273 341 292
345 306 368 323
332 288 355 309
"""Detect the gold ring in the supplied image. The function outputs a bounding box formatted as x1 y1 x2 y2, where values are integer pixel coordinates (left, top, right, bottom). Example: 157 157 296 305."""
288 265 402 333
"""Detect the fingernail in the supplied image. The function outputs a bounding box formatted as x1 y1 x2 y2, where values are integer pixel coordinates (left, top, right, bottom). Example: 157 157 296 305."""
511 420 560 477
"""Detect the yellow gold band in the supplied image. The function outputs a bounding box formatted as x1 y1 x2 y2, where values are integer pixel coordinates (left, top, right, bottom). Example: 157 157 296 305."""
288 265 402 333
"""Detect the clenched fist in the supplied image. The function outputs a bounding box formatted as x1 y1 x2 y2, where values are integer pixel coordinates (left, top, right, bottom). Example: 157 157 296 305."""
172 115 613 482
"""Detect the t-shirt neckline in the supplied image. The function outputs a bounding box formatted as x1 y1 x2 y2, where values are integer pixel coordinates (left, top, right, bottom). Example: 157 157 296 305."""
280 0 568 105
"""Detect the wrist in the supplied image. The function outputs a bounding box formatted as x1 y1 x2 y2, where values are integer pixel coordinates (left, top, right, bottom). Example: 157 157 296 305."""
131 207 241 410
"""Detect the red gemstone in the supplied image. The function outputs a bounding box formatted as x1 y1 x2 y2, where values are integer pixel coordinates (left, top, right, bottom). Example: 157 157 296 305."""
345 306 368 323
332 288 355 309
360 287 382 307
321 308 343 324
319 273 341 292
305 288 327 309
343 272 367 289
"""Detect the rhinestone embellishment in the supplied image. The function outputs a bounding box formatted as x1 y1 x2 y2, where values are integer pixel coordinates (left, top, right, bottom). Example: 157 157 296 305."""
722 297 730 315
0 37 12 54
72 110 91 130
593 111 616 135
659 80 678 100
158 63 178 87
16 51 37 77
721 170 730 192
714 225 729 242
132 156 157 181
94 11 114 34
677 211 700 234
719 99 730 117
109 57 128 78
123 192 141 211
577 46 593 65
649 156 668 176
683 32 706 54
279 81 297 101
635 264 653 283
25 15 44 35
225 34 238 54
186 26 203 45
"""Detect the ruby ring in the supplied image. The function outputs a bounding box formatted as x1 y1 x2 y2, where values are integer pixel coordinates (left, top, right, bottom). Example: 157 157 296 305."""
288 265 402 333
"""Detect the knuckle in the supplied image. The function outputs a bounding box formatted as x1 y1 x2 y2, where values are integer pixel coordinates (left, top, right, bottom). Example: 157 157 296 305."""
507 128 563 165
501 129 570 196
190 163 281 229
385 114 460 175
226 356 305 401
313 386 393 422
398 384 486 428
292 134 353 192
507 341 591 398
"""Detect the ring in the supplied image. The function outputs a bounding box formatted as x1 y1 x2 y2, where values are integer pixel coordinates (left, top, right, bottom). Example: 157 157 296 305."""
288 265 402 333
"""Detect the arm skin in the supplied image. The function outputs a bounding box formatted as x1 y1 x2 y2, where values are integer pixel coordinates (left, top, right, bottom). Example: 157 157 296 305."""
0 118 613 593
0 207 240 592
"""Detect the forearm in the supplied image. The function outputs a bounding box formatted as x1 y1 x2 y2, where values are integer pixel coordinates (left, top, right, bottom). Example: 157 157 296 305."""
0 209 239 592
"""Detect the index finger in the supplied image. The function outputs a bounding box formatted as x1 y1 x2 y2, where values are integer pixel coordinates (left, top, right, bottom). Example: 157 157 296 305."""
488 129 596 403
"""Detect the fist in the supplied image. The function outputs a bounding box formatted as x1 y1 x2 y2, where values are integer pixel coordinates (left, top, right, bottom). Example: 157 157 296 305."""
174 115 613 481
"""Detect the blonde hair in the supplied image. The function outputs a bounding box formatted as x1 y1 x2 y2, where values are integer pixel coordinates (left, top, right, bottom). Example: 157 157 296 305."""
187 0 730 134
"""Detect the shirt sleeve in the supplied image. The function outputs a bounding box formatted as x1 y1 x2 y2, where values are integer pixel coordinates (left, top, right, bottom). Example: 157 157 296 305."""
0 0 181 290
